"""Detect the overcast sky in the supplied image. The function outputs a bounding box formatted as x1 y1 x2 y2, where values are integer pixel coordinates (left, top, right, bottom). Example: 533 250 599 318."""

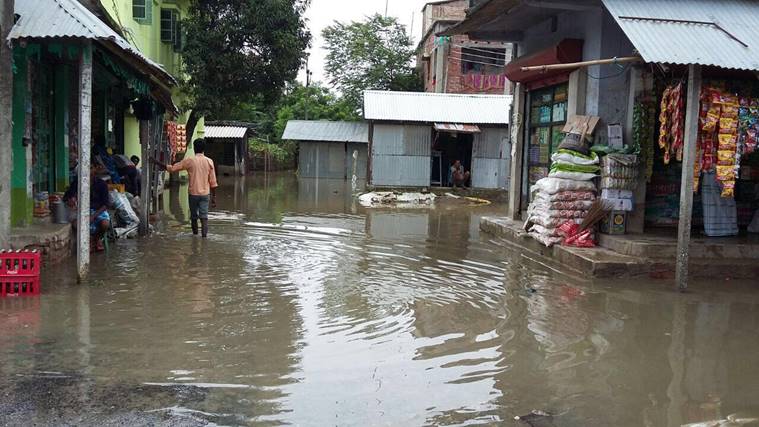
298 0 430 85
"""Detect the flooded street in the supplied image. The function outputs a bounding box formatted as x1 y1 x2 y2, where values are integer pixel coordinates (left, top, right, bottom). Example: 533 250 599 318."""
2 173 759 426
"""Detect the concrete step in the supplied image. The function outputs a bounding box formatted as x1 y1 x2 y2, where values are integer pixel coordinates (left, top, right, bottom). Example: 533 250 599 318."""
481 216 759 281
598 234 759 259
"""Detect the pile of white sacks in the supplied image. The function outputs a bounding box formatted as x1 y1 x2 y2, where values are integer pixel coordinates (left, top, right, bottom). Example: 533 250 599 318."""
525 149 600 246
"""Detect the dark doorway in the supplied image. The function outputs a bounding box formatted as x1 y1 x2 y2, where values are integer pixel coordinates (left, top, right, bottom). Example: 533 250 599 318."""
432 131 473 187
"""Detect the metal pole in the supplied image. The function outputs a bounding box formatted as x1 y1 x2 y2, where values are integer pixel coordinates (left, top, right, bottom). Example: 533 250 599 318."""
675 64 702 291
0 0 14 248
139 119 150 236
77 43 93 282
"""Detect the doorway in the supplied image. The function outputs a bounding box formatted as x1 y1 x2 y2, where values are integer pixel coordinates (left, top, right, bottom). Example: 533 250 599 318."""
432 131 473 187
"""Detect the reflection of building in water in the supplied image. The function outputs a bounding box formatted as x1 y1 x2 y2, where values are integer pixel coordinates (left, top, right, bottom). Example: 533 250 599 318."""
366 210 430 240
297 178 363 214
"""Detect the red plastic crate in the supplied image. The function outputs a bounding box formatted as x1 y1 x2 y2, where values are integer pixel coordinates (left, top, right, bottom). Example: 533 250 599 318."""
0 250 41 297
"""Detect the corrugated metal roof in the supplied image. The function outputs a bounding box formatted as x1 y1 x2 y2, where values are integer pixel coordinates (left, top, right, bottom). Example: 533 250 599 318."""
603 0 759 71
364 91 512 124
8 0 176 84
205 126 249 139
282 121 369 143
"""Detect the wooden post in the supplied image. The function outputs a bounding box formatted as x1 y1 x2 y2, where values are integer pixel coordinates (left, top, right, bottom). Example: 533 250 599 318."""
676 64 702 291
0 0 14 248
139 120 150 236
77 43 93 282
507 83 525 220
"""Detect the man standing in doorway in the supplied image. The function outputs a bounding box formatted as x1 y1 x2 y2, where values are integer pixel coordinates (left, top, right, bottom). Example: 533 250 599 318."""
154 139 218 237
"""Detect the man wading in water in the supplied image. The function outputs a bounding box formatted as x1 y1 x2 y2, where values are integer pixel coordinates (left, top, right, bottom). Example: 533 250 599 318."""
153 138 218 237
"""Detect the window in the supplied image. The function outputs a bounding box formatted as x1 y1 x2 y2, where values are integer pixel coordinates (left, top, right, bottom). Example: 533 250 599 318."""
133 0 151 24
160 9 177 43
527 83 569 188
460 47 506 74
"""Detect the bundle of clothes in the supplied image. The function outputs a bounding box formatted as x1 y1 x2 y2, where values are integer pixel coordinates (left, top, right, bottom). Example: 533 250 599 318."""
525 149 599 247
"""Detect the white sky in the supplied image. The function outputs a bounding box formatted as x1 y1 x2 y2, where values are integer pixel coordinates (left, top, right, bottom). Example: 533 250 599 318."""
298 0 430 85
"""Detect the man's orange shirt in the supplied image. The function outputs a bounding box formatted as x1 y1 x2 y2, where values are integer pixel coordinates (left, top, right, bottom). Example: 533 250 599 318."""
166 153 219 196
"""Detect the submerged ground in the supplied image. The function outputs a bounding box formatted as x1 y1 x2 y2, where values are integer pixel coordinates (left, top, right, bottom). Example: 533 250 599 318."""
1 173 758 426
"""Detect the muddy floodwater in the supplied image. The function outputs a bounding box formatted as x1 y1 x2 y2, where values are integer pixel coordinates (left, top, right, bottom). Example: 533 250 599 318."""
2 173 759 426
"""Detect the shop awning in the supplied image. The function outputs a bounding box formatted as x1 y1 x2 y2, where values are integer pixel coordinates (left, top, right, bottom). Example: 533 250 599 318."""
602 0 759 72
434 123 482 134
504 39 584 89
8 0 178 112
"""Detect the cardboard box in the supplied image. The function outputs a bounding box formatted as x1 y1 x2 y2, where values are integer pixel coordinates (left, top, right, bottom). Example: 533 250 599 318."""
600 211 627 235
601 189 634 200
563 115 600 140
602 198 633 212
607 124 624 149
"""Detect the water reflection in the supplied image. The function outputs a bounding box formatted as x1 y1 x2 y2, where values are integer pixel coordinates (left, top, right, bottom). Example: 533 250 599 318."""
1 172 759 426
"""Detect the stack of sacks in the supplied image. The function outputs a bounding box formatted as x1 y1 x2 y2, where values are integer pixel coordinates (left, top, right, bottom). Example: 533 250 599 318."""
525 150 600 246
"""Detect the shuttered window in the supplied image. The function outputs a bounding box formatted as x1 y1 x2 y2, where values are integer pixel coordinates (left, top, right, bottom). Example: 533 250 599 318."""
133 0 152 24
160 9 175 42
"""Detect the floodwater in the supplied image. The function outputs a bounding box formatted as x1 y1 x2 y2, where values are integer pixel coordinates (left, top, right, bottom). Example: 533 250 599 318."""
2 173 759 427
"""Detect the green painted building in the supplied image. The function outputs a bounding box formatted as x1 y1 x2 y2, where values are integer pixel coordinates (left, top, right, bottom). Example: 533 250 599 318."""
8 0 178 228
100 0 205 162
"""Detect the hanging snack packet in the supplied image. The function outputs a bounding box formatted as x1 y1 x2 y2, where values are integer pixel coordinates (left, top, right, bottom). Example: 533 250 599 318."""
718 134 737 150
716 165 736 181
717 150 735 166
720 181 735 198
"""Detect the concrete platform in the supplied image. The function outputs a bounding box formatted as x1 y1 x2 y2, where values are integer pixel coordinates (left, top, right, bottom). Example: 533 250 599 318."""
9 222 73 264
480 216 759 280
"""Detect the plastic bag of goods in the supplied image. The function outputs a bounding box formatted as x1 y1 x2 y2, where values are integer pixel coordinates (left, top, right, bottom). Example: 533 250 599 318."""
110 190 140 228
551 149 599 166
531 177 597 195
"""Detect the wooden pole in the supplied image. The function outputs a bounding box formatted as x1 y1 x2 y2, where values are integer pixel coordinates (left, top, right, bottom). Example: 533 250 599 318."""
676 64 702 291
0 0 14 248
77 43 93 282
520 56 642 72
139 119 150 236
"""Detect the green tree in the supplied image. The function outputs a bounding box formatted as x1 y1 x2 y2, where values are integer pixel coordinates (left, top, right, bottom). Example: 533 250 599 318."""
181 0 311 140
322 14 421 112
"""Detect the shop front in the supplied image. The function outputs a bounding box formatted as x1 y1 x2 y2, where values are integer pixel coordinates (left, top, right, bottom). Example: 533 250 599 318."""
7 0 177 278
448 0 759 285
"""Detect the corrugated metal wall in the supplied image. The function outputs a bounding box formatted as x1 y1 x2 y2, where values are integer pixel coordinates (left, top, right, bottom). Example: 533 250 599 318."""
472 127 510 189
299 142 347 179
371 124 431 187
345 142 368 180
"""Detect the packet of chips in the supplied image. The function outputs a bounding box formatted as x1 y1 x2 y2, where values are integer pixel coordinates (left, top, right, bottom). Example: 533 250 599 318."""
720 181 735 198
719 117 738 133
717 150 735 166
718 134 737 150
716 165 736 181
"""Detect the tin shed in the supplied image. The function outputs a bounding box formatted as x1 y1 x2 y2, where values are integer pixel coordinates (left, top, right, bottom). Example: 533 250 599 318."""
282 121 369 180
363 91 512 189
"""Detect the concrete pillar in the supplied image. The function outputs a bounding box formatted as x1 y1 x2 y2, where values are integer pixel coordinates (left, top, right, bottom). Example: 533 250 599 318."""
507 83 525 220
434 40 446 93
77 43 93 282
139 120 150 236
567 69 587 117
626 67 647 234
0 0 14 247
676 65 702 291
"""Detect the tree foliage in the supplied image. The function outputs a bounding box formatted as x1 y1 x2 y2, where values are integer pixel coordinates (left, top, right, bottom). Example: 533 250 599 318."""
181 0 311 137
322 14 421 112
